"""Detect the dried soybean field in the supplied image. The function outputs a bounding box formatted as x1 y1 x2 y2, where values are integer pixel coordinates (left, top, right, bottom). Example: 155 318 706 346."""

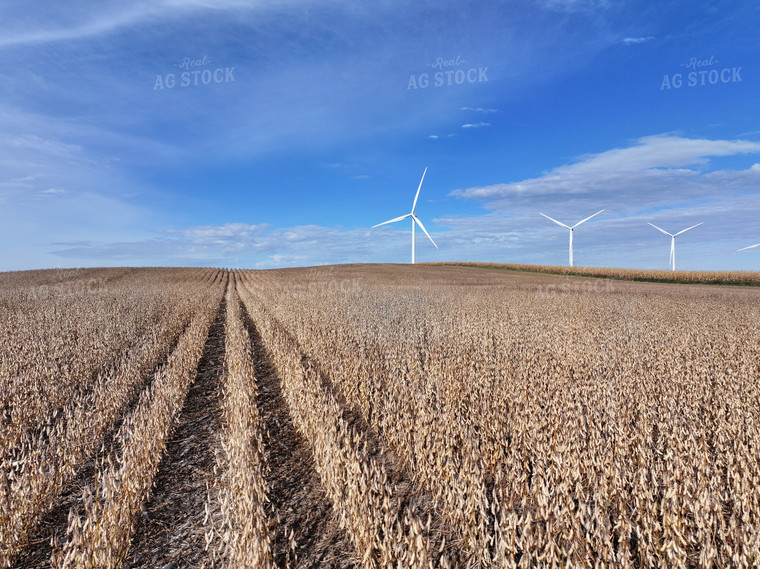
1 265 760 569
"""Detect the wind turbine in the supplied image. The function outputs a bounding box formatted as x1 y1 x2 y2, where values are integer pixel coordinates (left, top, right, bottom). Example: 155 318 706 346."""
539 209 605 267
373 167 438 264
647 222 703 271
738 242 760 269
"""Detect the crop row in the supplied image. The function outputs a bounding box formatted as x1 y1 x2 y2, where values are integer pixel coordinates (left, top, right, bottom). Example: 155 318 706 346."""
237 272 450 569
51 277 223 568
0 269 224 568
204 279 274 568
243 265 760 568
0 268 222 455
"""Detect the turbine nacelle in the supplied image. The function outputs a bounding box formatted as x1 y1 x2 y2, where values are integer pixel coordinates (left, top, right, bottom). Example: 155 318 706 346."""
539 209 605 267
372 167 438 264
647 221 703 271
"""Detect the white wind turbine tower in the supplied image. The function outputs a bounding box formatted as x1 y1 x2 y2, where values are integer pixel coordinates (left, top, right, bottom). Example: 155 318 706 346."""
539 209 605 267
647 222 703 271
373 167 438 264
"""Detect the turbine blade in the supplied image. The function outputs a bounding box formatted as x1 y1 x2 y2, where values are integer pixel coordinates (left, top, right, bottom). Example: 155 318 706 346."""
738 242 760 251
372 213 411 228
674 222 704 236
411 167 428 213
647 222 674 237
413 216 438 248
539 213 571 229
572 209 605 228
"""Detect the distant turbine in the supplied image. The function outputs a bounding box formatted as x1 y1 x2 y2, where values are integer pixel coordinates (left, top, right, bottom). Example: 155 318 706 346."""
539 209 605 267
647 222 703 271
373 167 438 264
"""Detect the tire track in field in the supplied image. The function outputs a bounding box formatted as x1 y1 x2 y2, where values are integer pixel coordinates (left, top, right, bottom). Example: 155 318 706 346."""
245 301 465 567
304 357 465 567
10 330 188 569
123 299 226 569
241 305 359 569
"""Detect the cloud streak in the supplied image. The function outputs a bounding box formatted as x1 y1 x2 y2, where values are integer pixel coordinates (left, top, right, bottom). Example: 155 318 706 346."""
452 135 760 207
50 222 413 267
460 106 498 113
622 36 655 45
0 0 311 50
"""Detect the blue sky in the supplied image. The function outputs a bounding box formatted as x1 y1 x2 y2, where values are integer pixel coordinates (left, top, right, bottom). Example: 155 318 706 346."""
2 0 759 271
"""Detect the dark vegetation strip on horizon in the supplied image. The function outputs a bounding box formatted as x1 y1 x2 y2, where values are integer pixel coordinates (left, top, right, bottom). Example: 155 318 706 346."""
425 261 760 287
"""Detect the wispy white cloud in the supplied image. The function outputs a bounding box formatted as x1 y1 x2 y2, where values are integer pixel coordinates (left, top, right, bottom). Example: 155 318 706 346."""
0 4 154 49
452 135 760 203
461 122 491 129
0 0 311 50
42 188 760 271
622 36 655 45
536 0 611 14
438 133 760 268
52 222 269 264
35 174 760 271
7 134 88 162
460 106 498 113
50 222 408 267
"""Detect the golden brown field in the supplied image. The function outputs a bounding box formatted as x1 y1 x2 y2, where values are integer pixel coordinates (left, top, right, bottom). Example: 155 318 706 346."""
428 262 760 286
2 265 759 568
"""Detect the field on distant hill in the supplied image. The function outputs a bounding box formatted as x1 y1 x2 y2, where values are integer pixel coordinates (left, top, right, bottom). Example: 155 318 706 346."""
428 261 760 286
2 265 759 568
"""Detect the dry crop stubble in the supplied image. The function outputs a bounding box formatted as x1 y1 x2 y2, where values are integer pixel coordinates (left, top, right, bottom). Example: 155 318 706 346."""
51 275 224 568
241 264 760 568
237 272 452 568
2 265 759 569
431 262 760 286
0 268 223 567
0 268 221 454
204 277 274 568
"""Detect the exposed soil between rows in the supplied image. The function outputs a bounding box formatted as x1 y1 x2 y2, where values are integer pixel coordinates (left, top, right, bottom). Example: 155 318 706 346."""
250 305 466 567
241 304 359 569
13 284 460 569
306 363 467 567
11 326 189 569
123 299 227 569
